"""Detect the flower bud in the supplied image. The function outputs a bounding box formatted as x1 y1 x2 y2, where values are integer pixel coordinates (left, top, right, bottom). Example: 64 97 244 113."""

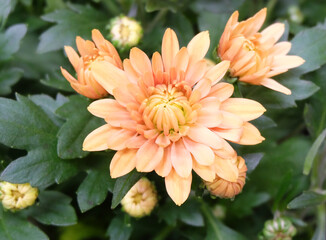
0 182 38 211
205 156 247 199
121 178 157 218
107 16 143 49
259 217 297 240
288 5 304 24
61 29 122 99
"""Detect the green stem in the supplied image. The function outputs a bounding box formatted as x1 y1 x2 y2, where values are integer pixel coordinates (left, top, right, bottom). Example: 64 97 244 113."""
153 225 174 240
233 82 243 98
146 9 168 33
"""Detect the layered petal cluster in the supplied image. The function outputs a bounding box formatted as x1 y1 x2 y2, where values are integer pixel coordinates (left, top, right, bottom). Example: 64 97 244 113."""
218 8 305 95
83 29 266 205
61 30 123 99
205 156 247 198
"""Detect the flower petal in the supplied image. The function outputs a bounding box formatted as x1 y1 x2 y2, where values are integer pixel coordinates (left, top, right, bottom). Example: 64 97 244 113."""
272 55 305 70
213 156 239 182
237 122 265 145
183 137 215 166
171 140 192 178
260 78 291 95
187 31 210 64
155 146 172 177
88 99 125 119
136 139 164 172
192 158 215 182
110 149 137 178
208 82 234 101
260 23 285 44
187 125 223 149
130 47 152 74
204 60 230 85
162 28 179 72
64 46 80 71
165 169 192 206
83 124 111 151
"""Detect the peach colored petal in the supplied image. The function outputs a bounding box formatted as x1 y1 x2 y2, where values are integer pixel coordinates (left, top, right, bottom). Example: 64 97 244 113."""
193 78 211 99
76 36 96 56
110 149 137 178
173 47 189 73
185 59 207 86
238 122 265 145
219 11 239 56
214 139 237 159
123 59 139 84
192 158 215 182
213 128 243 142
155 146 172 177
171 140 192 178
207 83 234 101
204 60 230 85
272 55 305 70
187 31 210 64
222 37 245 61
60 67 78 84
197 97 222 128
187 125 223 149
64 46 80 71
162 28 179 72
136 139 164 172
270 42 291 56
241 8 267 37
218 111 244 129
83 124 112 151
213 156 239 182
183 137 214 166
155 133 171 148
87 99 125 119
260 78 291 95
165 169 192 206
91 61 129 95
130 47 152 74
260 23 285 44
220 98 266 121
112 85 137 107
125 135 147 148
152 52 164 74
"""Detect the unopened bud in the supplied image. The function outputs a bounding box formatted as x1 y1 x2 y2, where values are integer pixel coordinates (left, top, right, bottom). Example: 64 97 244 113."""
259 217 297 240
121 178 157 218
0 182 38 211
288 5 304 24
107 16 143 49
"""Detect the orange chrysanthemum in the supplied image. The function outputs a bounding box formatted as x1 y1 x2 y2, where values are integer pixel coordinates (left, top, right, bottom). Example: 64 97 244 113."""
218 8 305 95
205 156 247 199
61 29 122 99
83 29 266 205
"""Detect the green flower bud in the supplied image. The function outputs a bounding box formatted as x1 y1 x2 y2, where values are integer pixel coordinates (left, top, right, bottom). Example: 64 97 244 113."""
259 217 297 240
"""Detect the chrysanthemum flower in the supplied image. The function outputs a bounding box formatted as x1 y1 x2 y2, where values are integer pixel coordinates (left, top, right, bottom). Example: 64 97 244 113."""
121 178 157 218
83 28 266 205
205 156 247 199
61 29 122 99
107 16 143 49
0 182 38 211
218 8 305 95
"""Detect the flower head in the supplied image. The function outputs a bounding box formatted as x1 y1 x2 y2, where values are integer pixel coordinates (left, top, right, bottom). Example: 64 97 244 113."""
121 178 157 217
0 182 38 211
218 8 305 95
83 28 265 205
108 16 143 49
259 217 297 240
61 29 122 99
205 156 247 199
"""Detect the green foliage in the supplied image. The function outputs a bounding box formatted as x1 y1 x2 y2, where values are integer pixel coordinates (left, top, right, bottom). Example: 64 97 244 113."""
106 215 132 240
288 191 326 209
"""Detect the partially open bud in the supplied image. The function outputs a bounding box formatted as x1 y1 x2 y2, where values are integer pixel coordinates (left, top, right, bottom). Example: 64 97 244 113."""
107 16 143 50
0 182 38 211
205 156 247 199
121 178 157 218
61 29 122 99
259 217 297 240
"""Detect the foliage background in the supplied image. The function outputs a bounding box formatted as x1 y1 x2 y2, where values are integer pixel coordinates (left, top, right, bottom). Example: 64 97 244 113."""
0 0 326 239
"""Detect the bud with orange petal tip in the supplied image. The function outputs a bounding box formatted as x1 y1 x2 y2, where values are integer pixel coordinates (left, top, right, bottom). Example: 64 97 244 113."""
121 178 157 218
61 29 123 99
218 8 305 95
205 156 247 199
107 16 143 50
0 181 38 211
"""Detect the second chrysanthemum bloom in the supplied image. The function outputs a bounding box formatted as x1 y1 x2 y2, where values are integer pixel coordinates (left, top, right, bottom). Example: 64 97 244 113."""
83 28 266 206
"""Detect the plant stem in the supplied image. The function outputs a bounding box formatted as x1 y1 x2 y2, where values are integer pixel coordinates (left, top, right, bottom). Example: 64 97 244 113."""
146 9 168 33
153 225 174 240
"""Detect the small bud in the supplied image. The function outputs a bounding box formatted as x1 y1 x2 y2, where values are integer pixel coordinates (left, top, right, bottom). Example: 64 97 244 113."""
107 16 143 50
259 217 297 240
0 182 38 211
288 5 304 24
212 204 226 220
205 156 247 199
121 178 157 218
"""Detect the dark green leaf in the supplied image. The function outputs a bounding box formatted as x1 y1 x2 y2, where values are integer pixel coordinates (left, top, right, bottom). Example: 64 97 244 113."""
0 68 23 95
0 94 78 187
56 95 104 159
242 153 264 174
288 191 326 209
0 205 48 240
166 13 194 47
0 24 27 61
37 3 107 53
111 170 144 209
281 78 319 101
40 71 74 92
251 115 276 130
29 191 77 226
303 128 326 175
106 215 132 240
194 0 245 14
145 0 191 12
0 0 11 27
77 161 114 212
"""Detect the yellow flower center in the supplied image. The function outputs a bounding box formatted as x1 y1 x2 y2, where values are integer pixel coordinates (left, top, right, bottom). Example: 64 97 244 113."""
243 39 256 51
83 52 104 70
143 84 195 137
12 189 24 199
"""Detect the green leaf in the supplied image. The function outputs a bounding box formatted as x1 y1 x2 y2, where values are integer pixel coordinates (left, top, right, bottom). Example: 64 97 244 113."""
40 71 74 92
37 3 107 53
242 153 264 174
106 215 132 240
29 191 77 226
194 0 245 14
0 0 11 28
0 205 48 240
280 78 319 101
144 0 192 12
303 128 326 175
290 26 326 75
288 191 326 209
0 24 27 61
111 170 144 209
56 95 104 159
0 68 23 95
201 202 247 240
166 13 194 47
251 115 276 130
0 94 78 187
77 157 115 212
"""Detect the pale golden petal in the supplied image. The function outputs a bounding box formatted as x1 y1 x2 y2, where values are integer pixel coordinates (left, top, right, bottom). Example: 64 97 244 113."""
270 42 291 56
237 122 265 145
171 140 192 178
83 124 112 151
110 149 137 178
260 78 291 95
187 124 223 149
213 156 239 182
272 55 305 70
192 158 215 182
136 139 164 172
155 146 172 177
260 23 285 44
183 137 215 166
